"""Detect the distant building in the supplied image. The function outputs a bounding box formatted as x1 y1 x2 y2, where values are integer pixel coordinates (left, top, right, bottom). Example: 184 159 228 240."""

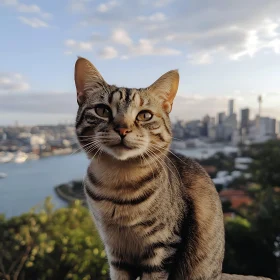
259 117 276 136
246 116 277 143
201 115 210 137
207 117 216 141
218 112 226 124
228 99 234 116
240 108 250 134
223 113 237 141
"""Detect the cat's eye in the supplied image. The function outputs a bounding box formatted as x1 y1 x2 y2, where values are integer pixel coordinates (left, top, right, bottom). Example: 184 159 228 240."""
137 110 153 121
94 105 111 119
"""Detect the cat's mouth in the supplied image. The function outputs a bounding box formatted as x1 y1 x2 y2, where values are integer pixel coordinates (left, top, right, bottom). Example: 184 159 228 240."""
111 143 134 150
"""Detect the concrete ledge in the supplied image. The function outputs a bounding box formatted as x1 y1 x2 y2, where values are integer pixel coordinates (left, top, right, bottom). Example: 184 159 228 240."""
222 274 271 280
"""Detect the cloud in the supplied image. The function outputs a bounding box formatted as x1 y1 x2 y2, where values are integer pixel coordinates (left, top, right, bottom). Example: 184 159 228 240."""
1 0 52 19
65 28 180 58
0 73 30 93
98 46 118 59
130 39 181 56
65 39 93 52
18 16 49 28
97 0 119 13
77 0 280 64
111 28 133 46
229 20 280 60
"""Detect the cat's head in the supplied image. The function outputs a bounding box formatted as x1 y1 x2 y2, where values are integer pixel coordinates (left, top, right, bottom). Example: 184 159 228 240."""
74 57 179 161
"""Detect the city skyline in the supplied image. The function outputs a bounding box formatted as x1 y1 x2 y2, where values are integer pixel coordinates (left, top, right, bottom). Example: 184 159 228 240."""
0 0 280 125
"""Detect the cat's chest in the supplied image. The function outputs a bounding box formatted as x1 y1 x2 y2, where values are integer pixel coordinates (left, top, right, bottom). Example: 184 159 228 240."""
85 185 157 228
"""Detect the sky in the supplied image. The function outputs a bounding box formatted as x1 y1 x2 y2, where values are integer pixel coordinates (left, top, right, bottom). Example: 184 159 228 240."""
0 0 280 125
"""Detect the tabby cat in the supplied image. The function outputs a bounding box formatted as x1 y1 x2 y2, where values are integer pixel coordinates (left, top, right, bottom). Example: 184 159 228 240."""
74 57 225 280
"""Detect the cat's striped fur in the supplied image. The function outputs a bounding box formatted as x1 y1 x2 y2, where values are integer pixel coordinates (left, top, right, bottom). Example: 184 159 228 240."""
74 57 225 280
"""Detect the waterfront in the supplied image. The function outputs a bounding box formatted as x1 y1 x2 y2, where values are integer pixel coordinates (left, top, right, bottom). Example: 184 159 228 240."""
0 145 235 218
0 153 89 218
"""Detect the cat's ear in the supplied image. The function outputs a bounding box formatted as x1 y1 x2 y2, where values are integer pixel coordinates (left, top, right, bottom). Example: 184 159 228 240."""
148 70 179 113
74 57 106 105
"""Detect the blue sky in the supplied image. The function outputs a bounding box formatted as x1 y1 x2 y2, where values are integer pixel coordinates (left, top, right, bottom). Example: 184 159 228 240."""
0 0 280 125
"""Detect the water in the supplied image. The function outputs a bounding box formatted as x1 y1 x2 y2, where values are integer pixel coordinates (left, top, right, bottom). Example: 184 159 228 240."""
174 145 236 160
0 153 89 218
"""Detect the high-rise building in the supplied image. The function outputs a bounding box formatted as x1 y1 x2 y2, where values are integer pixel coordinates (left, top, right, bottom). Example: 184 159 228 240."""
257 117 276 139
218 112 226 124
241 108 250 134
229 99 234 116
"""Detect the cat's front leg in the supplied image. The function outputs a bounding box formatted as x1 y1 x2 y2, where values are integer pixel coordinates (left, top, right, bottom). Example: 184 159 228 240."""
109 265 131 280
109 258 139 280
141 271 169 280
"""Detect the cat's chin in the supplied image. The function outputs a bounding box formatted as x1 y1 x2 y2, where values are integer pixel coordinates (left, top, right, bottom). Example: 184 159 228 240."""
102 145 145 161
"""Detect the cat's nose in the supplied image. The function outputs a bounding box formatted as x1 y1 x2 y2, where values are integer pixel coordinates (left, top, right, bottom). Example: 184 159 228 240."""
114 127 132 138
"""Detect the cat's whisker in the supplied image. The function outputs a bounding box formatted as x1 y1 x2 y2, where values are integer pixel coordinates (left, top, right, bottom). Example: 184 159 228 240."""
147 146 180 189
69 140 97 156
149 144 183 186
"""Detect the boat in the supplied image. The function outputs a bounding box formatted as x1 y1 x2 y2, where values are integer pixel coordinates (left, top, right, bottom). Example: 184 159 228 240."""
14 152 28 163
0 152 14 163
0 172 7 179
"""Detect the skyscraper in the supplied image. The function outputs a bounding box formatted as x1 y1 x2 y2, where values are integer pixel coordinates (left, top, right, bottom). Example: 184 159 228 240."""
229 99 234 116
241 108 250 134
218 112 226 124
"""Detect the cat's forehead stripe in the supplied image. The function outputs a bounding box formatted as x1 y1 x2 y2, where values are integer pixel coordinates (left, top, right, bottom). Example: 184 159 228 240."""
108 88 121 104
108 87 144 108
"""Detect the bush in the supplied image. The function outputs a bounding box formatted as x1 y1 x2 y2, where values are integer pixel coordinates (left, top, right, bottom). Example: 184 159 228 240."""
0 197 108 280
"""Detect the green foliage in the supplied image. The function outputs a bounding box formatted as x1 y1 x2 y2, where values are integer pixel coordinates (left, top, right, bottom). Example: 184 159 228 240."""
249 140 280 187
199 152 235 172
0 198 108 280
1 140 280 279
223 185 280 279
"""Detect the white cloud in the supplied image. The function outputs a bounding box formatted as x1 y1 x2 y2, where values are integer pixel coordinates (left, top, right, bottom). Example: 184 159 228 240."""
130 39 181 56
1 0 52 19
80 0 280 64
17 3 40 13
67 28 180 59
98 46 118 59
111 28 133 46
137 12 166 22
97 0 119 13
229 20 280 61
18 17 48 28
0 73 30 93
65 39 93 51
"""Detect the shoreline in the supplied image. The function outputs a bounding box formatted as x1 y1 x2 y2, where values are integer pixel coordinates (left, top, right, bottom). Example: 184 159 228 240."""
0 150 83 165
54 181 86 206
